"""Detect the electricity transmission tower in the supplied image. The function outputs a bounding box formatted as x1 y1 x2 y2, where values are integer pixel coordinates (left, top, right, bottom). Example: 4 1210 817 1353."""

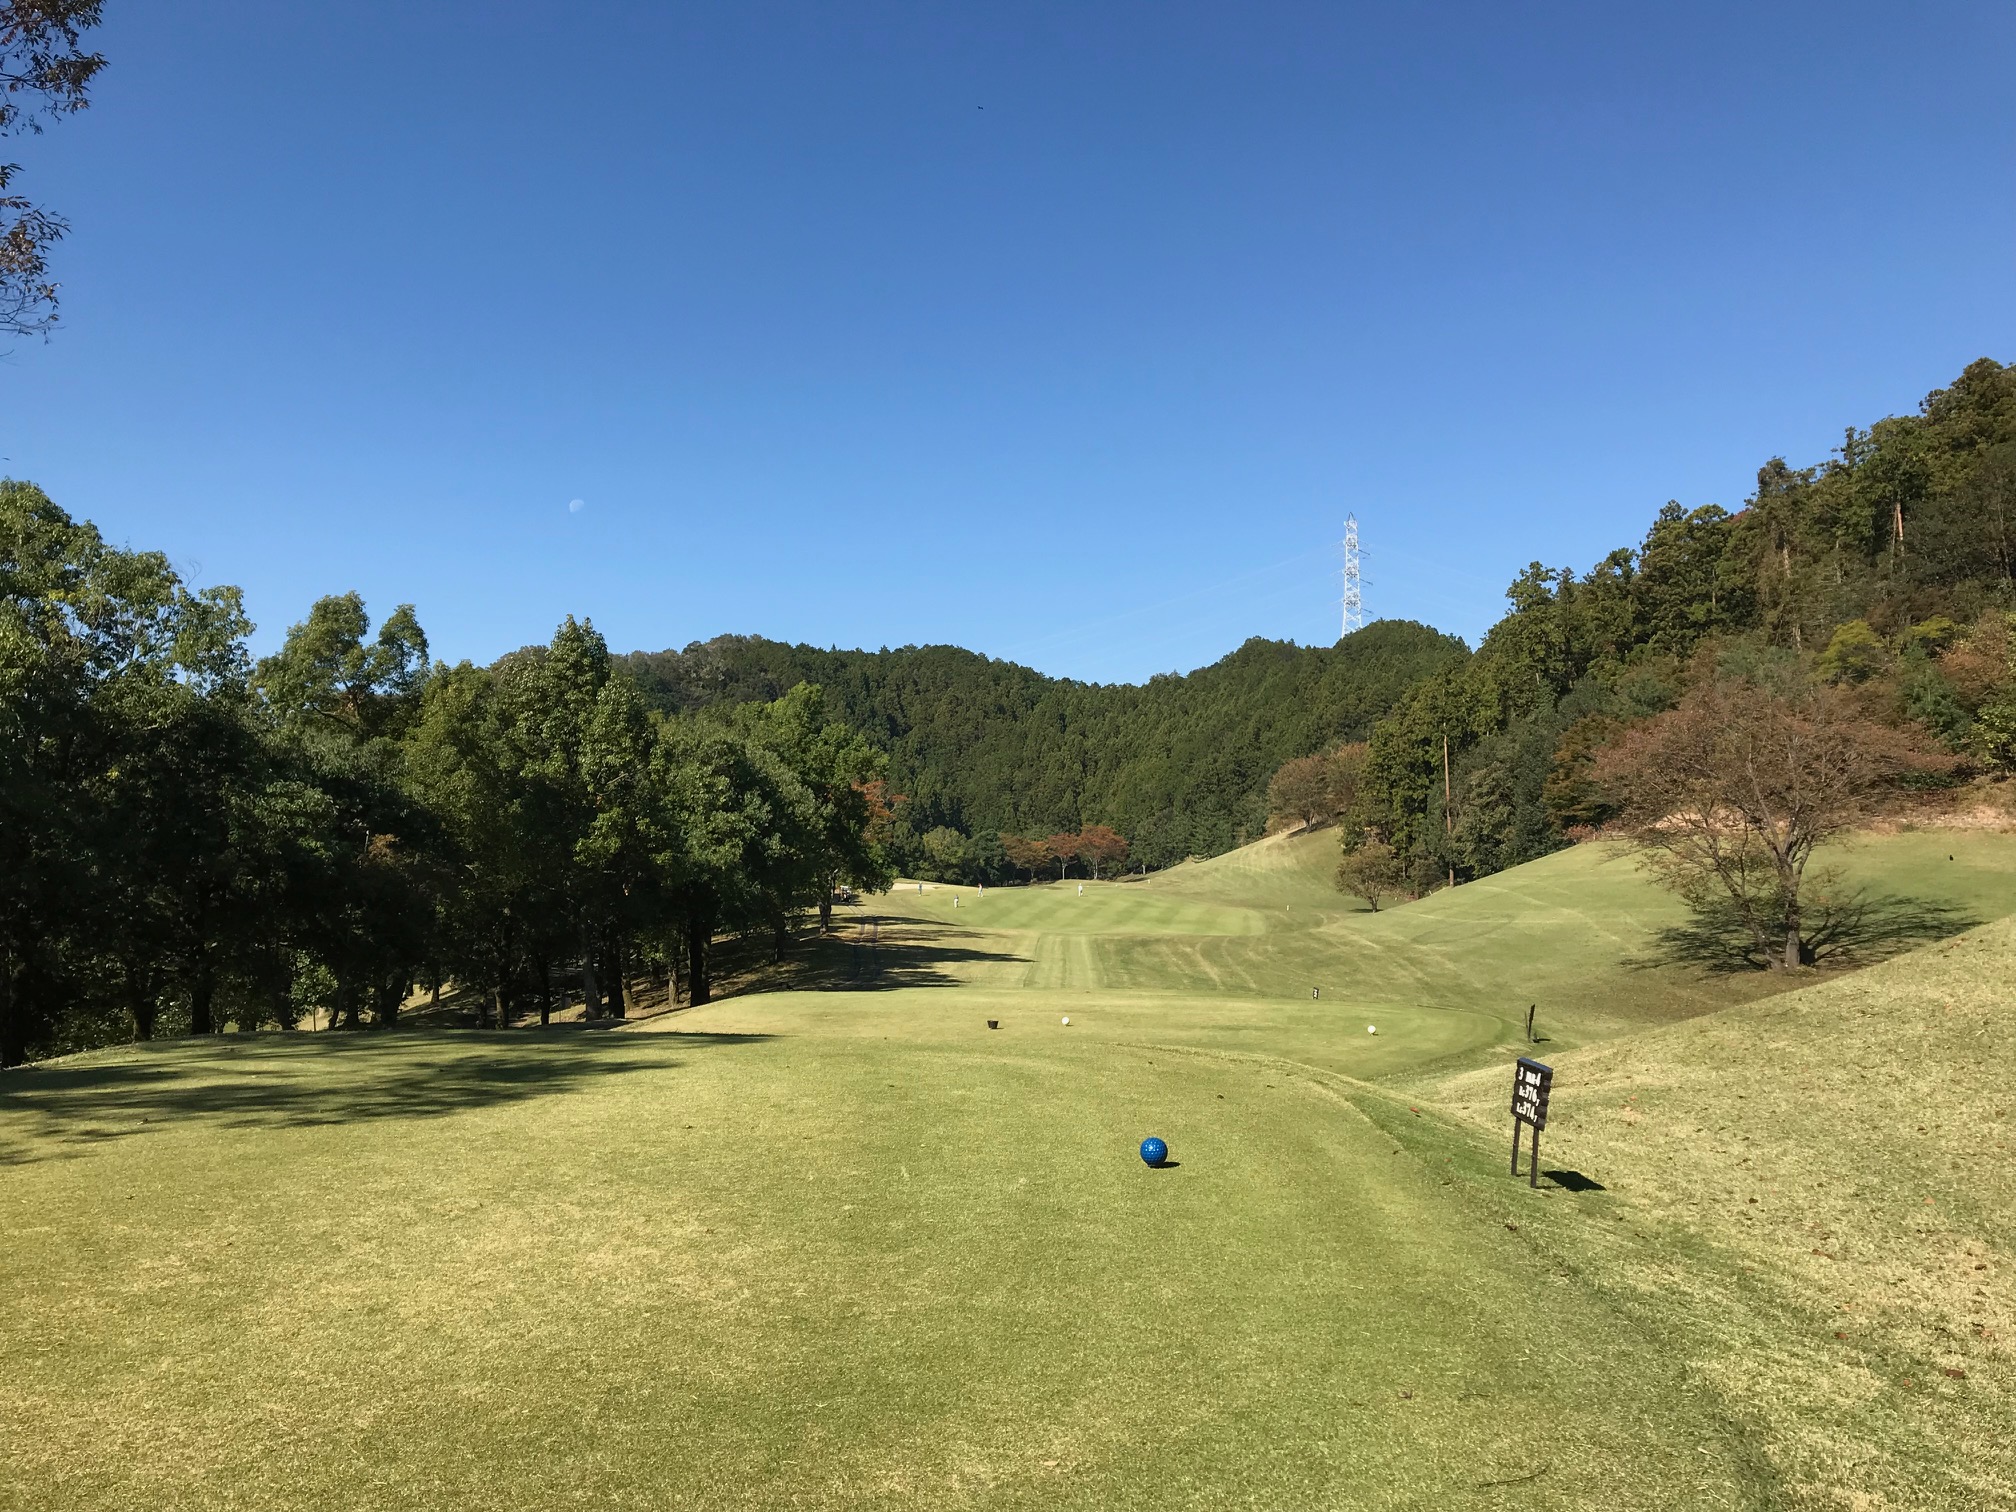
1341 514 1365 636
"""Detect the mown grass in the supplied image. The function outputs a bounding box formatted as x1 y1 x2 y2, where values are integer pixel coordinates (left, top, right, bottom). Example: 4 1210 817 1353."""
3 827 2013 1509
880 828 2016 1062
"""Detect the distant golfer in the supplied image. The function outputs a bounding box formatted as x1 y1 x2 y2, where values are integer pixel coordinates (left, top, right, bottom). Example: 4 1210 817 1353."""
1077 883 1084 896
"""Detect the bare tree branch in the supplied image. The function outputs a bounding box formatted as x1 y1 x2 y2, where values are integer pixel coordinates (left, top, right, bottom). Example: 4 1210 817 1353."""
0 1 106 337
1595 678 1950 969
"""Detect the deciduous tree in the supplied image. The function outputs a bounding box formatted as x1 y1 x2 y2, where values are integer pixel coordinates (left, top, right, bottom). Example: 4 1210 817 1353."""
1074 824 1128 879
999 834 1049 883
1266 754 1335 831
1044 832 1080 882
1335 838 1404 912
1594 677 1945 969
0 2 105 336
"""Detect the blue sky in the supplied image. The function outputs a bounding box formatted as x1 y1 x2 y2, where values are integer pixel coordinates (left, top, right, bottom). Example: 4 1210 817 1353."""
5 2 2013 682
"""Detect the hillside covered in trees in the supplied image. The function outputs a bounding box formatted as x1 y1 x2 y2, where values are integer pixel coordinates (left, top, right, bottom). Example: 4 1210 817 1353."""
1334 355 2016 891
623 359 2016 892
623 621 1465 872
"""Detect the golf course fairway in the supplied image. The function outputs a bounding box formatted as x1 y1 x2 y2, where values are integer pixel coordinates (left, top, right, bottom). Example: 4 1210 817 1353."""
4 829 2013 1510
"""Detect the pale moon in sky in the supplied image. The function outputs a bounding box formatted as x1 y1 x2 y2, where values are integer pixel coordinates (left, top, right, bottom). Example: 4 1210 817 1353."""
567 498 585 514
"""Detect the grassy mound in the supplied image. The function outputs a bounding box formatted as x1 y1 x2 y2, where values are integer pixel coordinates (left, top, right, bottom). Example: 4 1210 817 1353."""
1427 916 2016 1509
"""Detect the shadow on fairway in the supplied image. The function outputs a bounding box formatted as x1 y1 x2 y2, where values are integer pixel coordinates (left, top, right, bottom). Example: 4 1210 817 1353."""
0 1031 768 1165
1629 890 1979 974
771 916 1029 993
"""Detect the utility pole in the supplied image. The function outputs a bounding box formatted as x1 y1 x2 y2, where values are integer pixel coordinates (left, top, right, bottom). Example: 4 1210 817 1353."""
1341 514 1364 637
1443 730 1455 889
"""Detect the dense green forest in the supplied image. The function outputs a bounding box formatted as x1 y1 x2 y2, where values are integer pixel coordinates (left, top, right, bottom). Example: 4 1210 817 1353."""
623 621 1465 873
0 482 893 1065
1339 356 2016 887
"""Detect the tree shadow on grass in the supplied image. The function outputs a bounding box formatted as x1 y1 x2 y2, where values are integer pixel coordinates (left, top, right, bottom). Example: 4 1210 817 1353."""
735 914 1029 995
0 1030 770 1166
1628 891 1981 975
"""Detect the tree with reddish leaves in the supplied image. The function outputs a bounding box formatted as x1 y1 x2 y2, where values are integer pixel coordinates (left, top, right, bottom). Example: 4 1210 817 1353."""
999 833 1049 884
1594 676 1949 969
1044 833 1081 882
1075 824 1129 879
1265 744 1368 833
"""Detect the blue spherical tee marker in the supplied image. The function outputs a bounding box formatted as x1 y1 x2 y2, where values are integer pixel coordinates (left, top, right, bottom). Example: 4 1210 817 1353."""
1139 1136 1169 1167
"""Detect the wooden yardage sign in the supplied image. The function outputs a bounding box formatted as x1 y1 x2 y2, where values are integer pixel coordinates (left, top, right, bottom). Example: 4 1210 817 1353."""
1511 1057 1553 1131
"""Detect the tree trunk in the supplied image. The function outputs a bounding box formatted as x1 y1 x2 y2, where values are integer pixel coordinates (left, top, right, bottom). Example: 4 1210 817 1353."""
533 951 551 1027
0 958 28 1068
579 941 601 1021
1784 922 1803 971
686 914 713 1007
336 978 362 1031
378 977 401 1029
189 956 217 1036
598 940 624 1019
126 965 157 1041
819 886 834 935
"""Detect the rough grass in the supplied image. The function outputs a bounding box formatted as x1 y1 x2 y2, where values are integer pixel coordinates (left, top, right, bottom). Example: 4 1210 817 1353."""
3 828 2014 1509
1430 918 2016 1511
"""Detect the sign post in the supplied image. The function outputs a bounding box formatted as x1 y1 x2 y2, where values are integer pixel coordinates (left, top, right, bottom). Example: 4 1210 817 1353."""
1510 1056 1553 1188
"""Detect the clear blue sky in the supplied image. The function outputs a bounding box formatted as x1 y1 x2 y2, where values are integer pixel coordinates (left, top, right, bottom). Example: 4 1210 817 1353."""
6 2 2013 681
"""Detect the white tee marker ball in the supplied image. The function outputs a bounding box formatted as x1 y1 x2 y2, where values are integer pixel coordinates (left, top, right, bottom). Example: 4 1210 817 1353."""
1366 1024 1378 1035
1061 1016 1070 1026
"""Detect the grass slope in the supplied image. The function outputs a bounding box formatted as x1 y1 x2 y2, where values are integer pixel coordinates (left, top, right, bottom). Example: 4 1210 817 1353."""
880 829 2016 1066
4 828 2014 1510
1428 918 2016 1510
